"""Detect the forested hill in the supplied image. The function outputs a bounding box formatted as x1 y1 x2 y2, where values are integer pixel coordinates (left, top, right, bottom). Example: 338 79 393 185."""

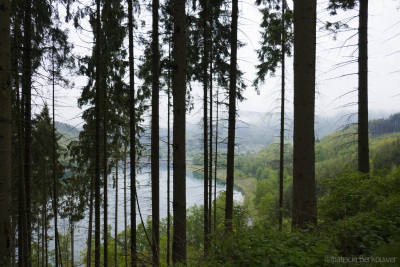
55 122 80 147
369 113 400 137
55 111 400 157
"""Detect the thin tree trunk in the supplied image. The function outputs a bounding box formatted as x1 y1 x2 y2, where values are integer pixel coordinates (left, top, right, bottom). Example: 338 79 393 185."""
202 1 210 254
36 221 40 266
41 198 45 267
52 33 59 267
115 156 119 267
358 0 369 174
151 0 160 265
23 0 33 259
128 0 137 265
172 0 187 263
278 0 286 232
208 53 212 240
225 0 238 233
123 145 128 267
292 0 317 229
214 81 218 235
103 61 109 267
166 37 171 267
94 0 102 265
87 171 94 267
45 208 48 267
71 220 74 267
15 23 29 267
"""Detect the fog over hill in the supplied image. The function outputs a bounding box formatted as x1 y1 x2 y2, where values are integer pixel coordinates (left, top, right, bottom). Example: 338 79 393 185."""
55 109 398 157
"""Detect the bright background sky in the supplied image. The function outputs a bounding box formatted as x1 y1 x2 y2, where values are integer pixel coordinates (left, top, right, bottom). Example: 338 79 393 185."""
44 0 400 129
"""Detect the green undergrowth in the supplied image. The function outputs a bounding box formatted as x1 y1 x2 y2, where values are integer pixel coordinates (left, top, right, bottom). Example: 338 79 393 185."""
194 167 400 267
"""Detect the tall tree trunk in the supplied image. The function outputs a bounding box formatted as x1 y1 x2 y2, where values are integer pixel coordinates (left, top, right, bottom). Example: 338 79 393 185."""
208 53 212 239
52 34 59 267
114 156 119 267
166 37 171 267
123 145 128 267
151 0 160 265
11 23 20 267
41 189 45 267
14 21 29 267
214 78 218 235
225 0 238 233
94 0 102 264
45 207 48 267
202 1 210 254
292 0 317 229
172 0 187 263
278 0 286 232
23 0 32 258
87 171 94 267
71 220 74 267
358 0 369 174
128 0 137 265
103 61 109 267
0 0 12 263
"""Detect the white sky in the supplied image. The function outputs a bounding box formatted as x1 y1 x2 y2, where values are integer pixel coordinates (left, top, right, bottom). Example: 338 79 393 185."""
45 0 400 129
238 0 400 118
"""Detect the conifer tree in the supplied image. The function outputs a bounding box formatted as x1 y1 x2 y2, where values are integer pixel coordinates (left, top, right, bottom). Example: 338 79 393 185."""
225 0 239 233
172 0 187 262
292 0 318 228
151 0 160 264
327 0 370 174
0 0 12 264
254 0 293 230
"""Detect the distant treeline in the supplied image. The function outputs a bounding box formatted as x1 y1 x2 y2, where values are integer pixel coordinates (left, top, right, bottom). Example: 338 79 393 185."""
369 113 400 137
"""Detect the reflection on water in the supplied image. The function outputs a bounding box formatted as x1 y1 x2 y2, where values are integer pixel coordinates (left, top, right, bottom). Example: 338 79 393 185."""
59 163 243 258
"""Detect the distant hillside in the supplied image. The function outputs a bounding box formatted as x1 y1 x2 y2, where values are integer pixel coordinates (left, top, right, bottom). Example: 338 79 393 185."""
369 113 400 137
55 122 80 148
55 110 400 158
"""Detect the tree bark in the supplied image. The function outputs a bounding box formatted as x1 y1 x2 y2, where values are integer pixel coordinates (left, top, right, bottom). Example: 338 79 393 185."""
225 0 238 233
23 0 33 259
115 156 119 267
167 36 171 267
151 0 160 265
103 55 108 267
123 145 128 267
14 21 29 267
292 0 318 229
0 0 12 264
87 171 94 267
358 0 369 174
52 34 59 267
128 0 137 265
94 0 101 265
279 0 286 232
172 0 187 263
202 1 210 254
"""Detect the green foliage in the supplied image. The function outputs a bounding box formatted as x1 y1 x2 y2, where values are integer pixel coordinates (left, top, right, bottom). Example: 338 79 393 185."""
254 2 293 91
31 105 65 225
327 0 357 15
369 113 400 137
204 226 336 267
371 137 400 170
320 168 400 256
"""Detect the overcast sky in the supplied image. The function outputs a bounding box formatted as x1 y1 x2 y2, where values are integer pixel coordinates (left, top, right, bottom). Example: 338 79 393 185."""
48 0 400 129
238 0 399 117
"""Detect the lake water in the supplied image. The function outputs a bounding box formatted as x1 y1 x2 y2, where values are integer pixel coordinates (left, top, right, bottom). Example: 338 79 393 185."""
58 163 243 259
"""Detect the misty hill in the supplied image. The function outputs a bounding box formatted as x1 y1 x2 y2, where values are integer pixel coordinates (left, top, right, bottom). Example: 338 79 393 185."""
55 110 400 158
55 122 80 148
